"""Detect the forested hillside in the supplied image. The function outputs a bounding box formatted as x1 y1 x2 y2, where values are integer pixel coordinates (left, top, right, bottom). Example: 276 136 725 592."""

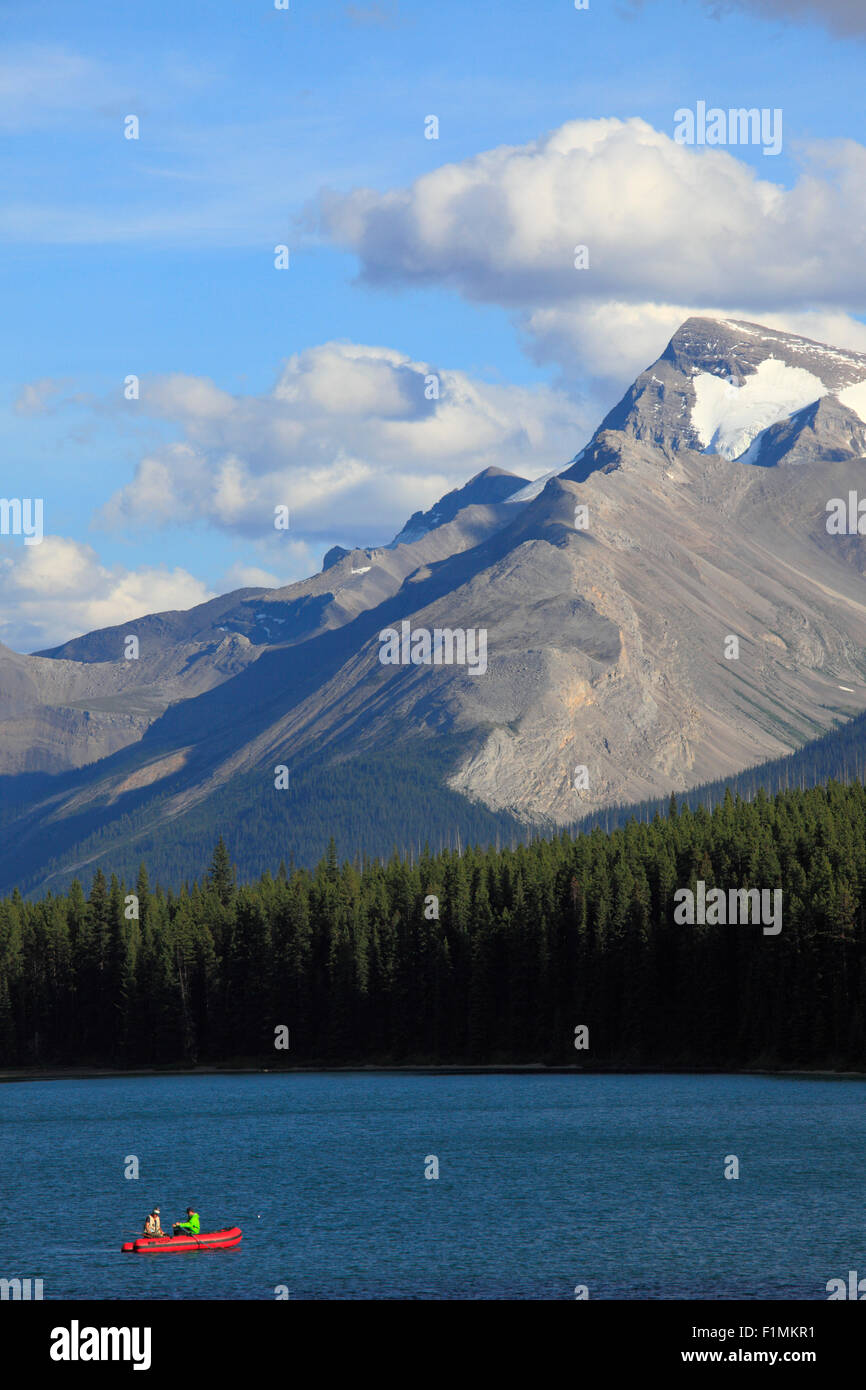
0 741 529 899
2 781 866 1070
8 696 866 901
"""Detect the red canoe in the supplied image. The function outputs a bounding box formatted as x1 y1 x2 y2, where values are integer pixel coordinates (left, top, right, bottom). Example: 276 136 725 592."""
122 1226 242 1254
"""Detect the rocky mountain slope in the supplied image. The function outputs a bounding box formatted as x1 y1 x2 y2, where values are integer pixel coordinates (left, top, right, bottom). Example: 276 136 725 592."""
6 470 523 775
4 316 866 891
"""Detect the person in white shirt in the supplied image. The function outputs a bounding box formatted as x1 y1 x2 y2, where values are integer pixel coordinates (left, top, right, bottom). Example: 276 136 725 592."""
143 1207 164 1237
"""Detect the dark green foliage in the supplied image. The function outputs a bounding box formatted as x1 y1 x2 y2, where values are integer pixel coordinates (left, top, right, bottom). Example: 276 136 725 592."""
3 780 866 1069
208 837 235 907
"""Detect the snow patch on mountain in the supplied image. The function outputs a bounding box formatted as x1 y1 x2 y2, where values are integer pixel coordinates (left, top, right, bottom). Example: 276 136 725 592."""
837 380 866 426
506 453 585 503
691 359 828 460
505 469 560 503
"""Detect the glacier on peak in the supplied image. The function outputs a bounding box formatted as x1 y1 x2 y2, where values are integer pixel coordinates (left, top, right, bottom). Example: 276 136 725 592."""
690 359 830 460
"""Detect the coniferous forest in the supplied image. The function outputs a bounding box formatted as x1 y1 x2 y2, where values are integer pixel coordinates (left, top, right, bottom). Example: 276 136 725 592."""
2 780 866 1070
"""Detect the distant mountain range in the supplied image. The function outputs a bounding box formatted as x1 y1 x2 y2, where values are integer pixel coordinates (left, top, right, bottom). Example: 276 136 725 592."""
5 315 866 894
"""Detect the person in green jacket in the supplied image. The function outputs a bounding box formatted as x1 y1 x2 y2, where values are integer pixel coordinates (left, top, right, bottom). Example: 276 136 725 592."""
172 1208 200 1237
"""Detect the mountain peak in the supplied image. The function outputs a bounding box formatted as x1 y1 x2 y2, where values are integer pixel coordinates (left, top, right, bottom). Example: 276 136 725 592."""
664 316 866 380
561 315 866 477
389 465 530 547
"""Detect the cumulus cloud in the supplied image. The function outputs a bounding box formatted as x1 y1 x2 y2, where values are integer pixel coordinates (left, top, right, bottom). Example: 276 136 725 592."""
315 117 866 400
96 342 591 540
0 536 213 651
317 118 866 311
220 538 324 593
523 302 695 390
223 563 282 590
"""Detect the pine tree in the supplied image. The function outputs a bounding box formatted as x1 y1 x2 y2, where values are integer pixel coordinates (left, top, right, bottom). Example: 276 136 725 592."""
208 837 235 907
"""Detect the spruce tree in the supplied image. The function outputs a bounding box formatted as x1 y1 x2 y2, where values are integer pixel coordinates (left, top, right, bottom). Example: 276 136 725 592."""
209 837 235 906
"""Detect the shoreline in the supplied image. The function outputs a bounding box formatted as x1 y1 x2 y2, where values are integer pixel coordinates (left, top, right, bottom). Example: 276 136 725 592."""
3 1064 866 1083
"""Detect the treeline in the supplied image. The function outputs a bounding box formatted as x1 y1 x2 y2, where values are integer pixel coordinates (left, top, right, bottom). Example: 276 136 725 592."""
2 781 866 1068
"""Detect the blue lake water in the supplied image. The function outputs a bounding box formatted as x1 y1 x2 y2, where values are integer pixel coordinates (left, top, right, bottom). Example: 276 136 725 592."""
0 1072 863 1300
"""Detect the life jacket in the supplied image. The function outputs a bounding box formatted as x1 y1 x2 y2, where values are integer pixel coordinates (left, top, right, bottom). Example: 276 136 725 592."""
145 1214 161 1236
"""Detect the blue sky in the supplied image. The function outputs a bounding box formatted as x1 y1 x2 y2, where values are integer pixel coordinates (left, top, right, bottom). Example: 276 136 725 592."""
1 0 865 649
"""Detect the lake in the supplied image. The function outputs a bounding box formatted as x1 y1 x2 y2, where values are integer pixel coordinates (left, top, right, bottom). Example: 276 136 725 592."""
0 1072 862 1299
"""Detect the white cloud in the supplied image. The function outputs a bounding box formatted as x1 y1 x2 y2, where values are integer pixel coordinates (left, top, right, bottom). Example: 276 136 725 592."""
0 536 213 651
222 563 282 590
523 301 694 389
0 42 219 135
318 118 866 312
219 537 323 593
96 342 591 540
315 118 866 402
13 378 72 417
0 46 116 130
